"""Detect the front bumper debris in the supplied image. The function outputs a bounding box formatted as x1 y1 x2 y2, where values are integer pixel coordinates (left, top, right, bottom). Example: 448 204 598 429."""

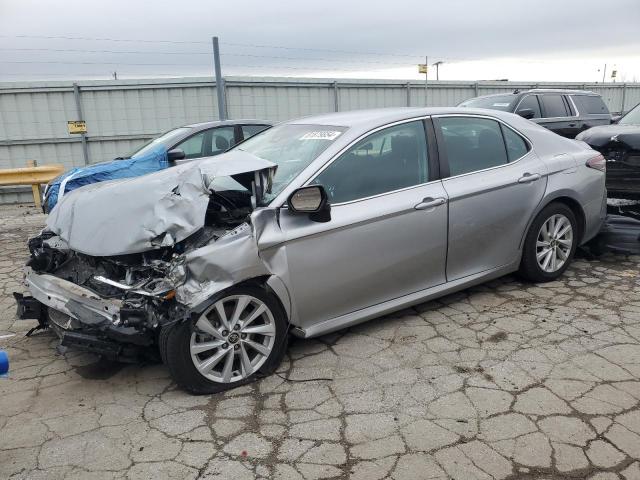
16 268 162 361
23 267 122 326
13 292 44 320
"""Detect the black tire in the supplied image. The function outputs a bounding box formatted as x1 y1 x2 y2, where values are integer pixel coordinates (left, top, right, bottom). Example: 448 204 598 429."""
519 202 578 283
164 285 288 395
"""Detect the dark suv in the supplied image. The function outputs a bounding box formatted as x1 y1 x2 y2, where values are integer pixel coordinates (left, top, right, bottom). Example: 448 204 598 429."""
459 89 611 138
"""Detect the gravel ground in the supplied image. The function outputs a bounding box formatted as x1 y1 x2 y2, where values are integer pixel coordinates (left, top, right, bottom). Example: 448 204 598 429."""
1 203 640 480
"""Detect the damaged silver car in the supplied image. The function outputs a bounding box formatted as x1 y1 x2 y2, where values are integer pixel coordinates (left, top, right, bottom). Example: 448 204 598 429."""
16 108 606 394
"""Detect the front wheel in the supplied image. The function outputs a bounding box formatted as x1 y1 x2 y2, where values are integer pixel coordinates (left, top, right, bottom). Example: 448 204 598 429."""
519 203 578 283
163 286 288 394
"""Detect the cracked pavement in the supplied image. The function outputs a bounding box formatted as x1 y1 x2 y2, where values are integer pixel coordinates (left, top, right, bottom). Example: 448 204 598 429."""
1 204 640 480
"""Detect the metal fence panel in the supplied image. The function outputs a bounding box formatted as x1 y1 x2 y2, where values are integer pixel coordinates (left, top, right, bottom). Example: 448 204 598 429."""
2 76 640 203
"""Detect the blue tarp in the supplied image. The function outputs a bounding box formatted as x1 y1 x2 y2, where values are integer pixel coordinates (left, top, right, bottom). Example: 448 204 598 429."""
46 147 169 212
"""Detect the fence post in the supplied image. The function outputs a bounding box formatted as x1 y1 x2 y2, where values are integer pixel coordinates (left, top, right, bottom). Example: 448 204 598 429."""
406 82 411 107
72 83 89 165
333 81 339 112
621 83 627 113
474 82 479 97
212 36 227 120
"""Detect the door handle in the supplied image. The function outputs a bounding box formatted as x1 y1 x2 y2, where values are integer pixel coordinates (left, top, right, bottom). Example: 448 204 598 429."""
414 197 446 210
518 173 541 184
568 123 577 127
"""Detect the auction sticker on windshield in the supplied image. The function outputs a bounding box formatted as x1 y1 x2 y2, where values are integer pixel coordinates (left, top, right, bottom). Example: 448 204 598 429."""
300 131 342 141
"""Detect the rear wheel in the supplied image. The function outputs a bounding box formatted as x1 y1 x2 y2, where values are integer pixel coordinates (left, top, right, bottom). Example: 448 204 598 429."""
163 286 288 394
519 202 578 282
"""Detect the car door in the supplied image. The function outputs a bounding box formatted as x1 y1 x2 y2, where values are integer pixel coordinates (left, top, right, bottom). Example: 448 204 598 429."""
277 119 448 327
433 115 547 281
538 94 575 137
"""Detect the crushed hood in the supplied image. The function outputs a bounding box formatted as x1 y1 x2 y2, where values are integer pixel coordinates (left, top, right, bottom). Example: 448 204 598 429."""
577 124 640 150
46 151 277 256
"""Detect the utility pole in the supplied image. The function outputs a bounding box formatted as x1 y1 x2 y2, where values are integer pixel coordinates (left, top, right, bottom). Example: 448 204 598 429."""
112 71 118 80
424 56 428 106
602 64 607 84
212 36 227 120
72 83 89 165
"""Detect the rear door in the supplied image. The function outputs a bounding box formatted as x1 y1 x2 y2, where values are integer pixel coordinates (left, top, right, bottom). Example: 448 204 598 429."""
538 94 577 138
433 115 547 280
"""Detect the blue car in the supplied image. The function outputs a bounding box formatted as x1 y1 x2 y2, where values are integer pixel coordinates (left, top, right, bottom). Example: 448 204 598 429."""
43 120 272 212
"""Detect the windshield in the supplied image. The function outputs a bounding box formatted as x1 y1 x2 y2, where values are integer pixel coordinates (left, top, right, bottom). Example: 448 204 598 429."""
129 127 192 158
459 95 517 111
236 123 347 204
620 104 640 125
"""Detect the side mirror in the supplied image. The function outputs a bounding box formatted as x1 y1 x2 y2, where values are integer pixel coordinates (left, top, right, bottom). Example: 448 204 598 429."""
611 115 622 124
516 108 535 120
167 148 186 162
287 185 331 222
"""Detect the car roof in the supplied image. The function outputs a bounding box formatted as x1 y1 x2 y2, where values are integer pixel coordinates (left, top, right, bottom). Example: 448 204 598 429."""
183 119 273 130
287 107 523 130
525 88 598 95
469 89 598 101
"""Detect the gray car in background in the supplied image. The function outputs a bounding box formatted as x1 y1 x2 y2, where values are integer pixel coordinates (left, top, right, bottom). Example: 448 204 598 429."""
18 107 606 394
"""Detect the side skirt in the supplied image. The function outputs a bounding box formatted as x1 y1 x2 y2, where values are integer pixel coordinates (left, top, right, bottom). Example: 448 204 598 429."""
292 261 519 339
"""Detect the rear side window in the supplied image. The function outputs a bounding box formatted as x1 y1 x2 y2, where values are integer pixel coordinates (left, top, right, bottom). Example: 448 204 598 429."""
572 95 609 115
437 117 508 176
540 95 569 118
501 125 529 161
516 95 542 118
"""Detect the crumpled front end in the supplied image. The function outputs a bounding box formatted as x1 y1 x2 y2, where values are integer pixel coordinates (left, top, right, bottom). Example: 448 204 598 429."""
16 151 284 360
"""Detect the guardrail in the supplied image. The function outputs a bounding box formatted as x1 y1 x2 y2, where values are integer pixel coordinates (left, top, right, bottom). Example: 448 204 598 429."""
0 161 64 209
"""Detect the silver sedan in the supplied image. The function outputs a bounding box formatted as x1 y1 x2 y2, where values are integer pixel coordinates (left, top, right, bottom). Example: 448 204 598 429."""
20 107 606 394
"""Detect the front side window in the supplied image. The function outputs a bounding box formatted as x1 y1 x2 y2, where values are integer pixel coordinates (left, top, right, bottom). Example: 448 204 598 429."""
312 120 428 204
540 95 568 118
130 127 192 158
176 131 206 159
438 117 508 176
237 124 347 204
516 95 542 118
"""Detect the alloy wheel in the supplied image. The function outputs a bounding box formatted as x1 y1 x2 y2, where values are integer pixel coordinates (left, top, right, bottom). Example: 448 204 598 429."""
536 213 573 273
190 294 276 383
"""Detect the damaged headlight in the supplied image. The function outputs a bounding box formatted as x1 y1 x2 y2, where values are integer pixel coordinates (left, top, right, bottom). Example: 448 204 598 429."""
146 260 188 297
93 256 188 300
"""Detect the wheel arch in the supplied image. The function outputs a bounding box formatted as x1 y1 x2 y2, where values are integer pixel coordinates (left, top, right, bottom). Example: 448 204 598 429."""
520 192 587 250
234 274 293 324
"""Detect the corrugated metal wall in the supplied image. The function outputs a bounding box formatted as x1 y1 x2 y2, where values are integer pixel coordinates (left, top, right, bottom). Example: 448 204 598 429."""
1 76 639 203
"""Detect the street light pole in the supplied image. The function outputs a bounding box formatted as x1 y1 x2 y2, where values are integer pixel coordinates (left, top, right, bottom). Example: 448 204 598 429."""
433 61 444 81
424 56 428 106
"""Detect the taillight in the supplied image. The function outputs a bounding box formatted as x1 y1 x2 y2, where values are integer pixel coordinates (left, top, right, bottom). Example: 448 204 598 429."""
586 153 606 172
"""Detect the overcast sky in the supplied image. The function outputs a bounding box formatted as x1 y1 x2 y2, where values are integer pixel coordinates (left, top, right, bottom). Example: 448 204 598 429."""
1 0 640 82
